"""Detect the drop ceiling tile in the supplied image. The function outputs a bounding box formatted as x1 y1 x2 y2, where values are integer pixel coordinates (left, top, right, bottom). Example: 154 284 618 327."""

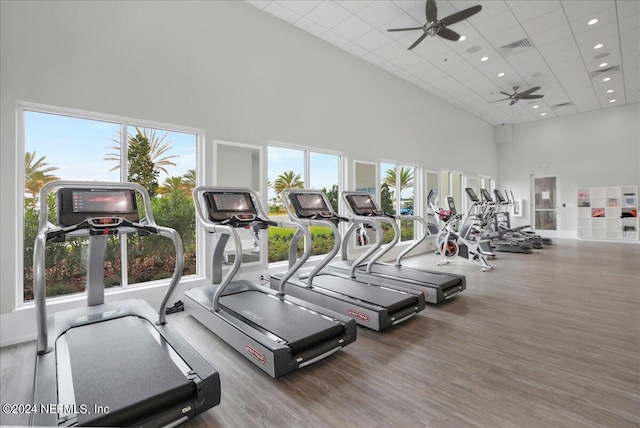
522 11 570 37
335 1 373 14
569 9 617 35
528 25 573 46
264 2 301 23
483 26 529 49
392 52 425 68
319 31 350 48
619 14 640 35
353 29 393 51
617 0 640 18
473 10 520 37
374 40 410 60
331 15 374 40
278 0 322 15
511 0 562 23
418 68 450 83
574 22 619 45
294 16 328 36
620 28 640 47
537 37 577 56
563 1 614 22
405 60 437 76
391 0 423 13
472 1 510 23
378 61 401 73
361 52 386 65
358 1 405 27
245 1 270 10
304 1 351 28
341 42 369 57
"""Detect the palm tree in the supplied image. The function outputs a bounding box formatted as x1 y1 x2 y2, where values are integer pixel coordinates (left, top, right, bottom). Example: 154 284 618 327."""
158 176 187 196
272 170 304 195
384 166 414 190
182 169 196 194
104 127 179 175
25 151 59 200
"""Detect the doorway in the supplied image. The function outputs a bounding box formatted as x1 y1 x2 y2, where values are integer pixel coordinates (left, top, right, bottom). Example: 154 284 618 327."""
533 176 557 230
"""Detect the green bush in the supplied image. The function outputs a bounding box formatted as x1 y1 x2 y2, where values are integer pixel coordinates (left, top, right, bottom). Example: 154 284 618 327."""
267 226 336 263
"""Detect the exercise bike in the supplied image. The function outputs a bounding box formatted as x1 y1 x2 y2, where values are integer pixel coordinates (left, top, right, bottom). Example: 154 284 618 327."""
433 195 494 272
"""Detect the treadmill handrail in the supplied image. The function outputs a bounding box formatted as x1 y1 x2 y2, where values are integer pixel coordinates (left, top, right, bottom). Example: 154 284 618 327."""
280 188 344 286
341 191 428 271
393 214 428 266
34 181 182 353
193 186 312 300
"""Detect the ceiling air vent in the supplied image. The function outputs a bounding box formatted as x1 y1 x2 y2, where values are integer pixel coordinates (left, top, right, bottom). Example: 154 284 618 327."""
498 38 533 57
590 65 621 78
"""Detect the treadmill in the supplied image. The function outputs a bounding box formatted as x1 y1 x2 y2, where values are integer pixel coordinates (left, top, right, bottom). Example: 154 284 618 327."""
183 187 357 378
31 181 220 427
325 191 466 304
270 189 425 331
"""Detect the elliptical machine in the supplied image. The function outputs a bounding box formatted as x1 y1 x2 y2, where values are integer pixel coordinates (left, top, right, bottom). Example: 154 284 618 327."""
428 190 493 272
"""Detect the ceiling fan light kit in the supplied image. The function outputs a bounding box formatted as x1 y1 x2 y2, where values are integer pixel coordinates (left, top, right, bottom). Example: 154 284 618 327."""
387 0 482 50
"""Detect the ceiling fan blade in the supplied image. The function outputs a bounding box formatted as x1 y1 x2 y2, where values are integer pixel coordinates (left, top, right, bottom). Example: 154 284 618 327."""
518 86 541 97
437 26 461 41
520 94 544 99
426 0 438 23
408 32 429 50
441 5 482 27
387 27 424 32
499 92 512 96
490 98 511 103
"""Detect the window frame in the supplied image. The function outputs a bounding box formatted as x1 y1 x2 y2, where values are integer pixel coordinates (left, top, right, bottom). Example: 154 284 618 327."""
17 101 205 307
267 141 344 266
380 160 421 242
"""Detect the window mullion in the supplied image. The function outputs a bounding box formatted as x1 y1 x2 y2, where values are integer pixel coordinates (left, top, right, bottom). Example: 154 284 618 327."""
120 123 128 288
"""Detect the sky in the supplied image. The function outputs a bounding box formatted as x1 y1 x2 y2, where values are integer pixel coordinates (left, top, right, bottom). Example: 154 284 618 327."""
25 111 196 184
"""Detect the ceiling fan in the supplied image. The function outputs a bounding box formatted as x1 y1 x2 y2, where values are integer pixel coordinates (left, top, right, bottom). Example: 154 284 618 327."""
387 0 482 50
491 86 545 106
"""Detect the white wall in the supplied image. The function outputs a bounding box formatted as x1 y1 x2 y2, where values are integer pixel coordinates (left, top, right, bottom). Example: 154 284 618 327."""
497 103 640 236
0 0 497 342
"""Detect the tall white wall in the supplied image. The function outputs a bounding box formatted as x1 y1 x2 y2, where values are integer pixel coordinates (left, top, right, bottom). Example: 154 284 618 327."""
497 103 640 235
0 0 496 324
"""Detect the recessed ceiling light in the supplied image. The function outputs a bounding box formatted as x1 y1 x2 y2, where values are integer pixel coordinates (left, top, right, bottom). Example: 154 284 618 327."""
607 89 614 93
609 99 616 103
587 18 598 25
603 77 611 82
593 43 603 49
533 105 539 109
459 35 467 41
498 72 505 77
599 62 608 67
481 56 489 62
541 113 547 116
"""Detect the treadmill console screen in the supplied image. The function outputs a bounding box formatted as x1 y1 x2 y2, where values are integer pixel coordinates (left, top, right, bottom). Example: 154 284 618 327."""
446 196 457 216
345 194 378 216
289 193 331 218
204 192 257 222
57 188 139 226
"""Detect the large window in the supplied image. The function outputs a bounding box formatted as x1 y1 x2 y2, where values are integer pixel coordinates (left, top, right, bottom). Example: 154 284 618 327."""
21 106 199 303
267 145 341 263
380 162 417 243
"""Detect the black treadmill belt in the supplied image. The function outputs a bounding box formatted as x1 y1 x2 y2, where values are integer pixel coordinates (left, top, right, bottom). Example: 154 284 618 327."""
220 291 342 354
360 264 461 289
64 316 193 426
309 275 415 314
